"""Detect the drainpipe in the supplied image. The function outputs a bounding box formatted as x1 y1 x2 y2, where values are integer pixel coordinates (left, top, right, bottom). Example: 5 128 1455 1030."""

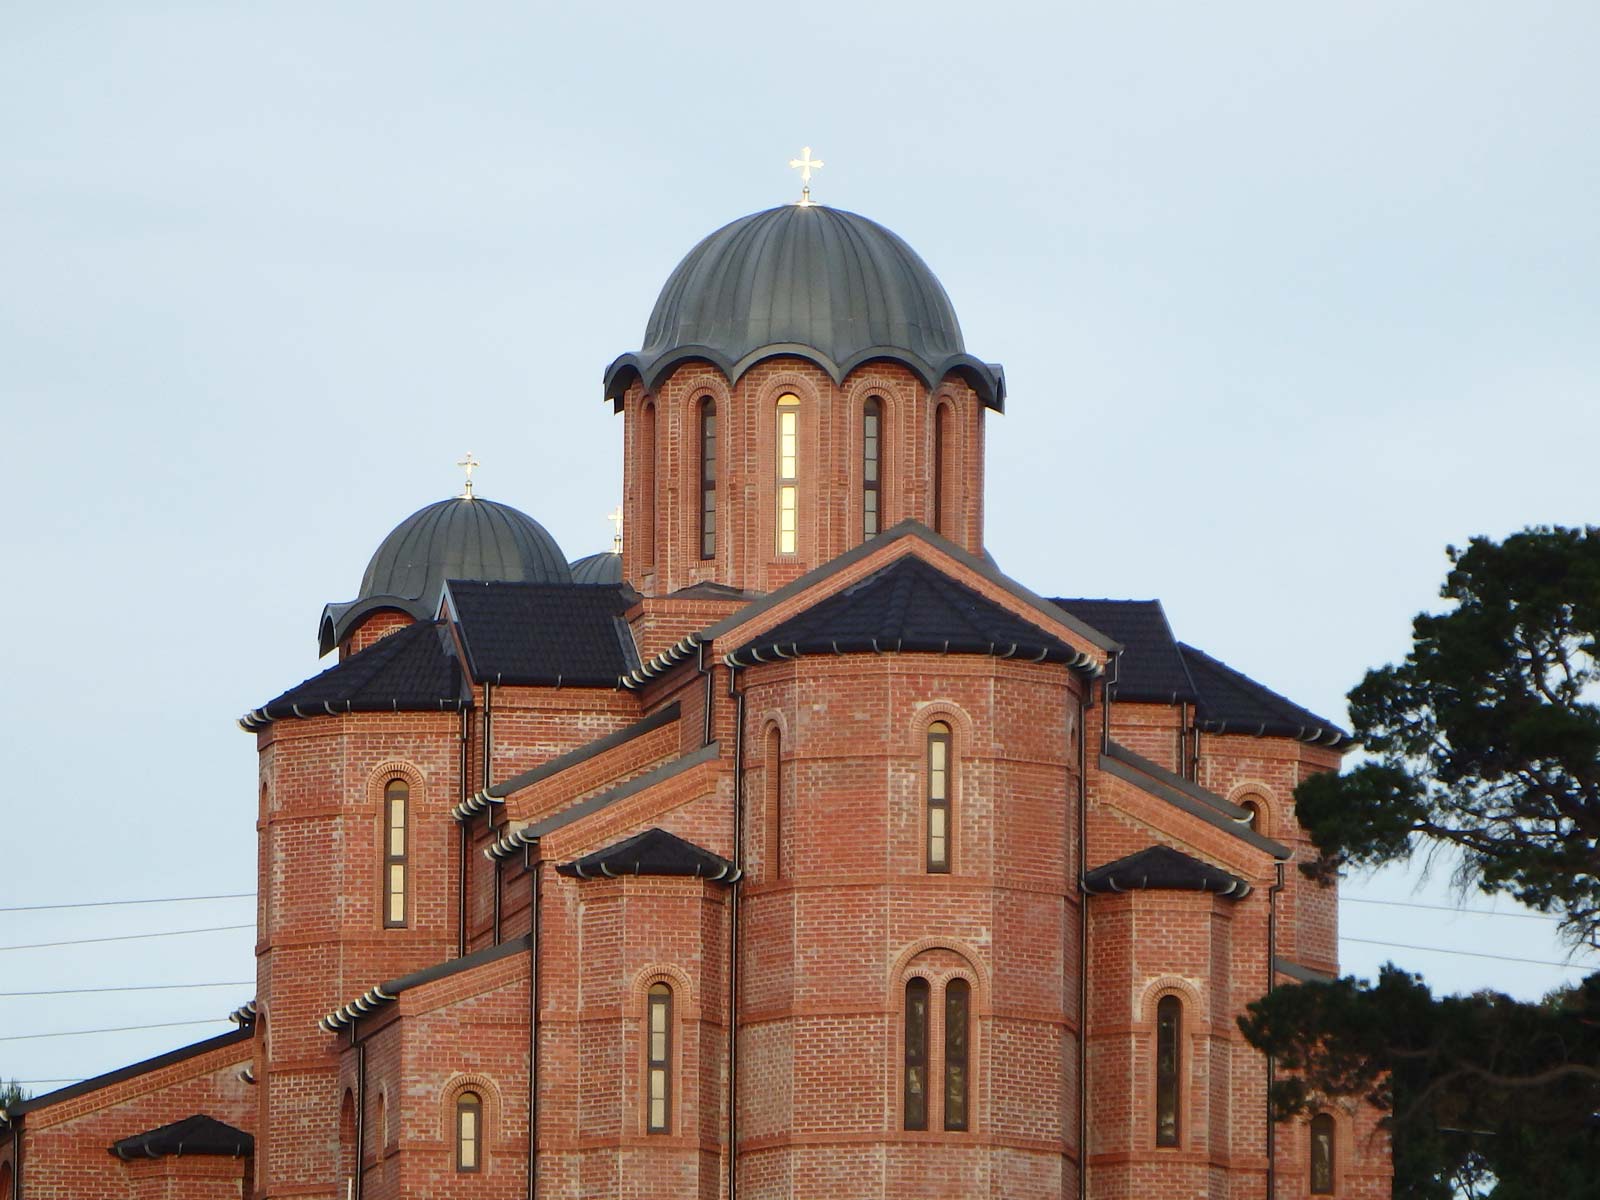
1101 652 1119 753
699 644 714 747
352 1024 367 1200
1265 859 1286 1199
481 682 494 788
1077 679 1091 1200
524 844 543 1200
9 1114 22 1200
458 707 470 958
726 663 746 1200
493 855 503 946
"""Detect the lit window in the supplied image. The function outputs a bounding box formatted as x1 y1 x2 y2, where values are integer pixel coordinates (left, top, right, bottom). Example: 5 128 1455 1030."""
456 1090 481 1172
384 779 408 927
1155 995 1181 1146
699 399 716 560
927 722 951 873
863 396 882 539
765 727 783 881
903 977 930 1130
943 979 970 1130
647 983 672 1133
776 395 799 554
1310 1113 1335 1193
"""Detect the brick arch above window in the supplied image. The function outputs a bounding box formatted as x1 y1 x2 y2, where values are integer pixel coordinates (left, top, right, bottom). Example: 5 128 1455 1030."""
907 701 976 754
887 938 990 1011
1226 780 1278 836
1137 974 1206 1025
437 1071 504 1142
364 759 425 804
630 963 699 1019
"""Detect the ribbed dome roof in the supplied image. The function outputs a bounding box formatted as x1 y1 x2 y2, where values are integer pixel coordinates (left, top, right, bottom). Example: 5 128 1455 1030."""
605 205 1003 409
319 497 570 654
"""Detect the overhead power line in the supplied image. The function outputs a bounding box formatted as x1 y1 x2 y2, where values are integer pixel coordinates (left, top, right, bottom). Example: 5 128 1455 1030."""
1341 935 1593 969
0 893 254 914
0 981 252 998
0 1017 233 1043
1343 896 1560 922
0 924 253 952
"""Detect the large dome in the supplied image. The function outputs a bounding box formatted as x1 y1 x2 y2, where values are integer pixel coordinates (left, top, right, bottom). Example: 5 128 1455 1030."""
319 497 571 653
604 205 1004 409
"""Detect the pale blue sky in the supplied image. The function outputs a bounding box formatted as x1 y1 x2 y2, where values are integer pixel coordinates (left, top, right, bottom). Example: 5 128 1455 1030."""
2 1 1596 1091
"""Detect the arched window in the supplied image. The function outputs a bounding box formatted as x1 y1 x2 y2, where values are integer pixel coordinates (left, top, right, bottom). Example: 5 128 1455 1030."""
926 722 952 873
903 977 930 1130
765 726 783 881
1310 1113 1335 1193
640 402 657 567
1155 994 1181 1146
455 1090 482 1172
699 398 716 560
943 978 970 1130
863 396 883 539
933 402 954 535
376 1092 388 1151
338 1089 356 1189
384 779 408 928
1240 798 1262 831
647 983 673 1133
776 394 800 554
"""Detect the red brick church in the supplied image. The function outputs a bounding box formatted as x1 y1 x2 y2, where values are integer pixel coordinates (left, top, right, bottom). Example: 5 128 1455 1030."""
0 196 1390 1198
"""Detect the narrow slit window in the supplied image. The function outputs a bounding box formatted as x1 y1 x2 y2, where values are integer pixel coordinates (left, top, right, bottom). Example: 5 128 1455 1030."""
640 402 657 566
699 399 716 560
776 394 799 554
863 396 882 539
384 779 408 927
647 983 672 1133
903 977 930 1130
1155 995 1181 1146
765 726 783 880
943 978 970 1130
933 403 952 535
455 1090 481 1173
927 722 951 873
1310 1113 1335 1193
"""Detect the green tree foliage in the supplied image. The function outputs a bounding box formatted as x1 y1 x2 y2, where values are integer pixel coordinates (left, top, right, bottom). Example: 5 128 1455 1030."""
1240 527 1600 1198
0 1078 28 1109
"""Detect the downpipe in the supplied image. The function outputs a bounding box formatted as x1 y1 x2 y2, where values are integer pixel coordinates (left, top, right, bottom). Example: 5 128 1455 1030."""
1265 859 1286 1199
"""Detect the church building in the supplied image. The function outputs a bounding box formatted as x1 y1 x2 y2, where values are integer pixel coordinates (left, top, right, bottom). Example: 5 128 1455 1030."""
0 188 1390 1198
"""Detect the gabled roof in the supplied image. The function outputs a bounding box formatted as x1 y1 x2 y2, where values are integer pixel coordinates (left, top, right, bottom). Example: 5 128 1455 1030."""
109 1114 253 1160
1049 598 1197 703
728 555 1096 672
445 581 640 687
2 1026 255 1119
1100 741 1292 858
1082 844 1252 898
241 620 466 731
556 827 739 882
1179 642 1351 747
321 934 531 1034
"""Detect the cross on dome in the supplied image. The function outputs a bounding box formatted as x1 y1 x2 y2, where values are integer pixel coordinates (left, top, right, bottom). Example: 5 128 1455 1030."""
788 146 824 206
608 505 623 554
457 452 480 499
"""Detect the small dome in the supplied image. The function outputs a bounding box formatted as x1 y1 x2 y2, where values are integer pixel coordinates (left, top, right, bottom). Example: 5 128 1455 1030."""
320 497 570 653
605 205 1003 409
569 551 623 585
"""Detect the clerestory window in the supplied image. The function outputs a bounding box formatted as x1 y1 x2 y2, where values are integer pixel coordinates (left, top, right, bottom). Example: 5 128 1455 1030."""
776 395 800 554
383 779 408 927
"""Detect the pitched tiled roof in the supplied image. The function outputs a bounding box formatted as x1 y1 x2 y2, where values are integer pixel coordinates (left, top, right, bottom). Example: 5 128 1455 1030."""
1050 598 1196 703
241 620 466 731
321 934 532 1034
1179 642 1351 747
1082 845 1251 898
556 827 738 882
446 581 640 687
728 556 1093 670
109 1114 253 1160
1099 741 1291 858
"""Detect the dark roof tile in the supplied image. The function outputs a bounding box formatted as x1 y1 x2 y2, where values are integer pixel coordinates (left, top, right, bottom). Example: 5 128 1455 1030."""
1082 844 1251 898
109 1113 253 1160
1050 598 1196 703
446 581 639 687
557 827 738 882
1179 642 1351 747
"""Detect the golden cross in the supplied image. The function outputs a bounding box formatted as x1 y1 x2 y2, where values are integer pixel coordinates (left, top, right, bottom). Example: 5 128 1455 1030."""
788 146 824 206
457 452 480 499
607 505 623 554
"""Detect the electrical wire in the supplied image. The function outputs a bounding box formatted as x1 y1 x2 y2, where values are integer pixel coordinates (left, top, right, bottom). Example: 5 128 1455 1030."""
0 893 253 914
0 1018 233 1043
0 981 252 998
0 924 253 952
1340 935 1593 969
1343 896 1560 921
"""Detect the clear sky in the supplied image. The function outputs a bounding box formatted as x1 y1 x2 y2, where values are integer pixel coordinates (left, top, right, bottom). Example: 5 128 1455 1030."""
2 1 1597 1093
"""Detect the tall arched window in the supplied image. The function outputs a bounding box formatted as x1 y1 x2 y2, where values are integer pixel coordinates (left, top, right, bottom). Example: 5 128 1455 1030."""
932 402 953 535
455 1090 482 1172
1310 1113 1335 1193
647 983 673 1133
863 396 883 539
943 978 971 1130
926 722 952 873
1155 995 1181 1146
384 779 408 928
339 1089 356 1188
699 399 716 560
640 401 657 567
903 977 930 1130
765 726 783 881
776 394 800 554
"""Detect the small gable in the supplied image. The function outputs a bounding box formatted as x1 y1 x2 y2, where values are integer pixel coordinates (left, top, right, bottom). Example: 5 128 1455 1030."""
1082 845 1251 898
557 827 738 882
729 556 1094 670
109 1114 253 1160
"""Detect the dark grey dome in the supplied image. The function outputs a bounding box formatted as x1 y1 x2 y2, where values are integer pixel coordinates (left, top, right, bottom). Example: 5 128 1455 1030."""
319 497 571 654
605 205 1004 409
569 551 623 585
